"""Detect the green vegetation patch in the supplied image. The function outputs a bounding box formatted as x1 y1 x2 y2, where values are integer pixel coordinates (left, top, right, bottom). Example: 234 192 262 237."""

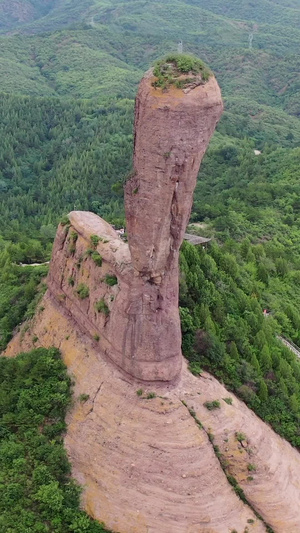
95 298 109 316
152 53 211 90
105 274 118 286
204 400 221 410
91 251 103 267
75 283 89 300
90 235 101 248
60 215 70 227
0 347 110 533
180 239 300 447
188 361 202 376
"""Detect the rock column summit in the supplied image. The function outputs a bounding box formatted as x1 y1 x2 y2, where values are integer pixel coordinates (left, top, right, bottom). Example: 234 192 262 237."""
46 57 223 382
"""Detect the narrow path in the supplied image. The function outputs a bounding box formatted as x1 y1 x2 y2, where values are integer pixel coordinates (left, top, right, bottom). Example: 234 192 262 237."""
277 335 300 358
19 261 50 267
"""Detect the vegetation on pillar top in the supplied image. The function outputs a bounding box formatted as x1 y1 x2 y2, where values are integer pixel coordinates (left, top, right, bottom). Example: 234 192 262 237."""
152 53 211 91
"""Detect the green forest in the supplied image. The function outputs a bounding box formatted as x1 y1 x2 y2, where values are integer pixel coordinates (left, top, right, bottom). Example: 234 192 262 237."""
0 347 109 532
0 0 300 530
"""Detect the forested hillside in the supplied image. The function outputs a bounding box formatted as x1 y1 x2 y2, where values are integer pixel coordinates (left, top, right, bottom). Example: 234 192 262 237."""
0 347 110 532
1 0 300 520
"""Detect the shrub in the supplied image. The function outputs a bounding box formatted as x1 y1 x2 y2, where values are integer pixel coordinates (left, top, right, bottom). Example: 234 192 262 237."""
189 361 202 375
91 251 103 267
93 334 100 341
223 397 233 405
76 283 89 299
68 231 78 254
136 389 143 396
95 298 109 316
79 393 90 403
146 392 156 399
247 463 256 472
105 274 118 286
60 215 70 226
90 234 100 247
204 400 221 410
70 231 78 243
235 432 247 443
68 276 75 286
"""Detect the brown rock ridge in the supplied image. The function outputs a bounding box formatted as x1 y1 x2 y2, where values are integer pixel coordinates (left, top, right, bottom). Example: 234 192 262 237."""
124 71 223 381
4 61 300 531
46 66 223 383
6 299 300 532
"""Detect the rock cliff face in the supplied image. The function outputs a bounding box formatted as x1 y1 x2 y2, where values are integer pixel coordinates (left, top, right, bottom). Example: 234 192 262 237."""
5 61 300 532
124 71 223 381
48 67 223 383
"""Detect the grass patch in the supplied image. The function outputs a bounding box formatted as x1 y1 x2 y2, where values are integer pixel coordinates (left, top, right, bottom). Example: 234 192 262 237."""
204 400 221 410
223 397 233 405
95 298 109 316
90 234 100 247
105 274 118 286
60 215 70 226
146 392 156 399
235 432 247 443
79 393 90 403
91 251 103 267
76 283 89 299
189 361 202 376
152 53 211 90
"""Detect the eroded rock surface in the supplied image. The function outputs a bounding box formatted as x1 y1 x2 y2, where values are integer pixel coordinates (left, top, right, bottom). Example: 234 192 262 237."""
47 69 223 382
124 72 223 380
6 300 300 532
125 72 222 279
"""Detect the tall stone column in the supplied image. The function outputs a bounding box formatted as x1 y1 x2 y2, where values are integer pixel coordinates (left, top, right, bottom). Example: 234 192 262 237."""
46 58 223 382
123 63 223 380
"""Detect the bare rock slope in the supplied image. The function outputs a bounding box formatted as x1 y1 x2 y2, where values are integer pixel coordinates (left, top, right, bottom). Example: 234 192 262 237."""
5 61 300 532
6 295 300 533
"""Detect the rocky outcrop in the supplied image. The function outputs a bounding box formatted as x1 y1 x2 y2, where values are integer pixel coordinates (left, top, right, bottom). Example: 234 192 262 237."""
46 68 223 383
125 72 222 279
47 210 183 381
124 71 223 380
5 61 300 532
6 299 300 533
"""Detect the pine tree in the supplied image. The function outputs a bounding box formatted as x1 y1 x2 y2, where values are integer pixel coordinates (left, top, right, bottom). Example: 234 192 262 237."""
258 380 268 403
258 344 272 374
229 341 239 361
251 353 261 375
